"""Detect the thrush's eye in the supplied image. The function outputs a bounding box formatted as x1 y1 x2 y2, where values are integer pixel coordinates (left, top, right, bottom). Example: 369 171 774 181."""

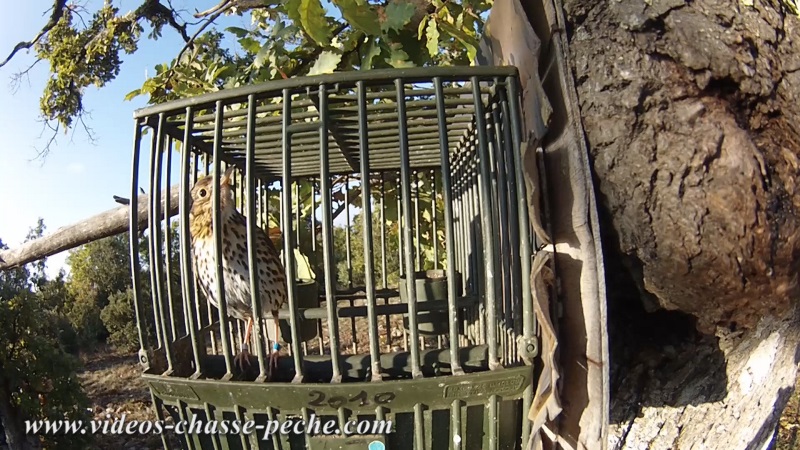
199 189 207 198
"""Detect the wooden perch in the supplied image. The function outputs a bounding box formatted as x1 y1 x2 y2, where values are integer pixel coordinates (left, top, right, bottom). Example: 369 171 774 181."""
0 185 181 271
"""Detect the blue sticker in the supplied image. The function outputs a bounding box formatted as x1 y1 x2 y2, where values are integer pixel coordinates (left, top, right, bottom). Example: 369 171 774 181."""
368 441 385 450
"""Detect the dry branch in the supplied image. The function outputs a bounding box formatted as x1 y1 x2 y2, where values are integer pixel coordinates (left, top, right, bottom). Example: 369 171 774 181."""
0 0 68 69
0 185 180 271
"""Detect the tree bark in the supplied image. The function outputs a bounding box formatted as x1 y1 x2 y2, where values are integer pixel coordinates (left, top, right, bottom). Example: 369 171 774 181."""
560 0 800 448
564 0 800 333
0 185 180 271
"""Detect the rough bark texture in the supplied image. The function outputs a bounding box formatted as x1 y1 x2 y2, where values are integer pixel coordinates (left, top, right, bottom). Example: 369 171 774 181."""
564 0 800 333
608 306 800 449
558 0 800 448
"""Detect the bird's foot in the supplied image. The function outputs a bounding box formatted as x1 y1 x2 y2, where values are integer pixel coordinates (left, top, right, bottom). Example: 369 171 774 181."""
234 345 252 373
267 343 281 381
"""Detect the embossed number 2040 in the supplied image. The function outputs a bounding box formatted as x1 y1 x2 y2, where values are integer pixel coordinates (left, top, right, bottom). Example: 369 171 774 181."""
308 390 396 408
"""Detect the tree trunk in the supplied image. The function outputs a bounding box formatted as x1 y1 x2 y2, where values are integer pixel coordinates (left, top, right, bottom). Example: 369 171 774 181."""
565 0 800 333
561 0 800 447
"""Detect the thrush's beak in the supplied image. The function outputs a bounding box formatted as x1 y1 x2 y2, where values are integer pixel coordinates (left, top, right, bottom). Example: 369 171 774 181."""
221 166 236 186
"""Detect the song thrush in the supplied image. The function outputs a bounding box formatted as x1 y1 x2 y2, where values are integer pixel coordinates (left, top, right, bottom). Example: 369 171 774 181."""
188 166 286 376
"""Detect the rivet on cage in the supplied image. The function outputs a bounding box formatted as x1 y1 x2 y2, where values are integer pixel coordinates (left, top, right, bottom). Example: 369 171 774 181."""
129 67 538 449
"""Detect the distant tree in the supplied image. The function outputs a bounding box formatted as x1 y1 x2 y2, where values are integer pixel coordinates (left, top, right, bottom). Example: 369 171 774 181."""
65 233 132 346
0 222 92 450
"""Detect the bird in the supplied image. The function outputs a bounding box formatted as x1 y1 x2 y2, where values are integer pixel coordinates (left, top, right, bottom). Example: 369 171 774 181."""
188 166 287 377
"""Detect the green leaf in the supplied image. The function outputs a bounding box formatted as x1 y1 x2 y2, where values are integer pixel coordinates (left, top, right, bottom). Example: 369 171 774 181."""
299 0 332 46
238 37 262 54
308 50 342 75
226 26 250 38
425 20 439 57
381 1 416 32
334 0 382 36
360 38 381 69
123 89 141 101
387 45 414 68
417 15 429 40
439 22 478 62
253 43 272 69
284 0 303 23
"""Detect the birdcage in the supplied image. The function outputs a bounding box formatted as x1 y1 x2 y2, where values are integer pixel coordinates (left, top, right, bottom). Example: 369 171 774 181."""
129 66 539 450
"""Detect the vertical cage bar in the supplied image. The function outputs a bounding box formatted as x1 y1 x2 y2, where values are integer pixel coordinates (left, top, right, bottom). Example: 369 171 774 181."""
151 114 175 372
414 170 422 271
295 181 301 246
451 400 463 450
147 126 163 349
345 176 353 289
380 173 388 290
379 173 391 353
176 402 198 450
149 394 173 450
282 88 306 381
414 403 425 450
312 179 324 355
310 179 317 254
453 162 465 302
506 76 536 445
179 107 204 377
233 406 252 450
129 122 148 354
506 77 534 338
489 98 514 345
433 77 464 376
396 173 403 277
471 76 499 369
431 170 438 269
203 403 223 450
471 156 487 346
487 395 499 450
163 139 179 340
497 81 523 333
395 78 423 379
245 94 269 381
357 80 383 382
318 84 343 382
212 100 235 378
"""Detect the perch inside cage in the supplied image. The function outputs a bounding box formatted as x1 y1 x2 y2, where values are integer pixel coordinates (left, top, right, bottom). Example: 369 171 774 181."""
130 66 538 449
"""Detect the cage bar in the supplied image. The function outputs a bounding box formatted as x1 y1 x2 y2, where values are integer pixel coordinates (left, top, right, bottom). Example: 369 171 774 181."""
211 100 235 379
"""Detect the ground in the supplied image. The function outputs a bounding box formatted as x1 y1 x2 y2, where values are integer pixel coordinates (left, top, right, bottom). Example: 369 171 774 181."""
77 346 179 450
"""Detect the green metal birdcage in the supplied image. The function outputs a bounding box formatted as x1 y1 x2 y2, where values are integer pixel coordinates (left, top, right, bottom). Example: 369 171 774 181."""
129 66 539 450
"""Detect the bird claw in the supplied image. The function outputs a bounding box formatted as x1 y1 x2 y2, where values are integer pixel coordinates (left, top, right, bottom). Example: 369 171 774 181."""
234 348 251 372
267 351 280 380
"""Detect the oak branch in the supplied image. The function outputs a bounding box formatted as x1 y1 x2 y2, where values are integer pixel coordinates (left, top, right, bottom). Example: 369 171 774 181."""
0 185 180 271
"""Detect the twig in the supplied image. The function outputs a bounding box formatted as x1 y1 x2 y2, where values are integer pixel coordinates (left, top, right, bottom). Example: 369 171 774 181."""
0 0 69 69
163 2 234 88
194 0 231 18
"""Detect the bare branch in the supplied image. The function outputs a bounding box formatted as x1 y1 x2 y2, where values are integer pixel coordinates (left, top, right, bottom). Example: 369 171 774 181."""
0 0 69 69
0 185 181 271
9 58 43 93
193 0 268 18
194 0 231 18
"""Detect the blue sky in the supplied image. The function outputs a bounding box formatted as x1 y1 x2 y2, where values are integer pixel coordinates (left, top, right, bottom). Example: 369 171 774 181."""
0 1 249 277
